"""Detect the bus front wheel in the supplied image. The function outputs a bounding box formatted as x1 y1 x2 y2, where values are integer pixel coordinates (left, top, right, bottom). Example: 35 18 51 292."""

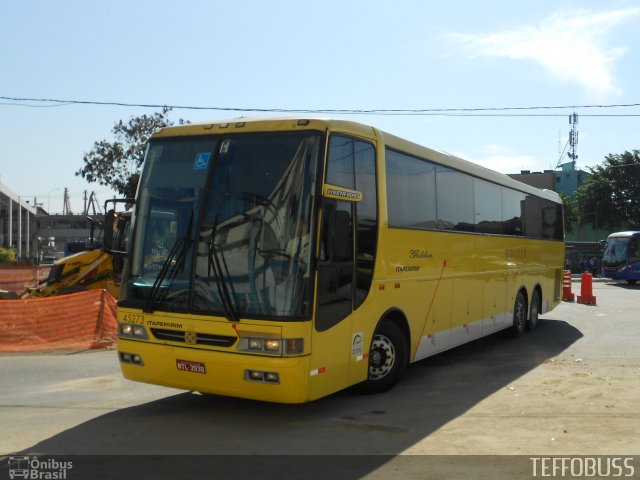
360 321 408 393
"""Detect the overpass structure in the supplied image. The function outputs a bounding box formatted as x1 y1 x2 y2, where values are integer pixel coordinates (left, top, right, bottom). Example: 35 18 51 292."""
1 180 103 262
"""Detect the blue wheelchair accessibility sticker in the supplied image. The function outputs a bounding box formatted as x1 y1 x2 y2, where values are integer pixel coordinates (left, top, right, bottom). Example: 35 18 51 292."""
194 152 211 170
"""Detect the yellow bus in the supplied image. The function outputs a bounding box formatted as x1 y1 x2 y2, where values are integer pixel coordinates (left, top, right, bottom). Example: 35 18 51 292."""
117 118 564 403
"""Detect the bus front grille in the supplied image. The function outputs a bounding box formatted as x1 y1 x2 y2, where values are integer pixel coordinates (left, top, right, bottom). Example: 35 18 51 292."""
150 328 237 347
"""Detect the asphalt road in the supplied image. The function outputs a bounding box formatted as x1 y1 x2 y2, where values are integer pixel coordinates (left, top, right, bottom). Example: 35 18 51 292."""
1 280 639 479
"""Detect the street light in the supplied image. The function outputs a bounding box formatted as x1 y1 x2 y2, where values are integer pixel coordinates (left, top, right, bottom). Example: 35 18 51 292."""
47 187 61 214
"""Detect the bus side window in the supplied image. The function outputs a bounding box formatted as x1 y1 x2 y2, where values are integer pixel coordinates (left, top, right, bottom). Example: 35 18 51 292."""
319 202 352 263
332 210 351 261
630 239 640 261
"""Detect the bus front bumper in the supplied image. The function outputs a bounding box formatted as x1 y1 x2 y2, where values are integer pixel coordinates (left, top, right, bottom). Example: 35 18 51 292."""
118 339 311 404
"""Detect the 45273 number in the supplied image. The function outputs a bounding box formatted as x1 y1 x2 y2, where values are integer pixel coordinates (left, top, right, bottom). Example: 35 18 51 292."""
122 313 145 324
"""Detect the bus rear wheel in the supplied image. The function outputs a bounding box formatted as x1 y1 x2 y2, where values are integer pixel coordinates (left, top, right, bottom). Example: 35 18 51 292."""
511 291 527 337
360 321 408 393
527 290 540 331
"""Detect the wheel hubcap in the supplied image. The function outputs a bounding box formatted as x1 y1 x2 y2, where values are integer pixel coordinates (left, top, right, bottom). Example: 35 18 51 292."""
515 299 526 330
369 334 396 380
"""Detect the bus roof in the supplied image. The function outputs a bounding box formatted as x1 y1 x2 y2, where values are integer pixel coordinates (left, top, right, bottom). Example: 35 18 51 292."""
607 231 640 238
153 117 561 203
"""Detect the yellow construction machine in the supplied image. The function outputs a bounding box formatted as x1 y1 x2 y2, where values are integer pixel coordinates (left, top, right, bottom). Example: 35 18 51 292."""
21 200 131 299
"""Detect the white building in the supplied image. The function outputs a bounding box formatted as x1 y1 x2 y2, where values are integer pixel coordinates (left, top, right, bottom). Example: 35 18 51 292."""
0 181 37 260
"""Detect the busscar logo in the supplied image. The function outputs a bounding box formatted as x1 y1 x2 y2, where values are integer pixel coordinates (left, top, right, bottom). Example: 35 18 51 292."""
7 456 73 479
322 184 363 202
326 188 362 200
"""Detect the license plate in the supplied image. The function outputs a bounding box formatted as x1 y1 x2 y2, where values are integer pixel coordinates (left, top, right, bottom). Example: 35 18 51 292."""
176 359 206 374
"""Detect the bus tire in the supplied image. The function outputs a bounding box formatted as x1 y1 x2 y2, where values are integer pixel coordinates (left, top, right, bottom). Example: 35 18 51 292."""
511 291 527 337
360 321 408 393
527 289 540 331
627 280 637 285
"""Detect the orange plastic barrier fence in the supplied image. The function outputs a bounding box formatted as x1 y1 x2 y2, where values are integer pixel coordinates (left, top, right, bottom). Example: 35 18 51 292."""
0 289 117 352
0 265 49 293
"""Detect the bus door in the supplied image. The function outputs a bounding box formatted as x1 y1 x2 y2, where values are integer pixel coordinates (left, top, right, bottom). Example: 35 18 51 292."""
309 135 377 400
312 199 354 398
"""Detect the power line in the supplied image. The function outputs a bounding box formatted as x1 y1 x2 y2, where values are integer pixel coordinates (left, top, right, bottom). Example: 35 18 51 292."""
1 95 640 116
0 101 75 108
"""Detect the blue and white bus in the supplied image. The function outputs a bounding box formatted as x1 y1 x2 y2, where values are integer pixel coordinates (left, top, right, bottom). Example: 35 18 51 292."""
602 231 640 284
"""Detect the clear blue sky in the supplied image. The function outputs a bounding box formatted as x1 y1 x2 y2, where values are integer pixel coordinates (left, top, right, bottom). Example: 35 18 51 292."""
1 0 639 213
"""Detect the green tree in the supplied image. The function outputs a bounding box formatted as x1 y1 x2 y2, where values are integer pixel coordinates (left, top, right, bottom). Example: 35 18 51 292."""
0 247 16 263
575 150 640 231
559 192 576 234
76 107 187 199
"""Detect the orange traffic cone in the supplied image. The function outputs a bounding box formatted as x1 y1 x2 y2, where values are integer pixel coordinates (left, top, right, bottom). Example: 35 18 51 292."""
577 272 597 305
562 270 575 302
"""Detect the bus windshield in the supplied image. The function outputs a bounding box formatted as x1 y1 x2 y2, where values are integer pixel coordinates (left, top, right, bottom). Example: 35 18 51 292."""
603 236 631 267
124 132 321 320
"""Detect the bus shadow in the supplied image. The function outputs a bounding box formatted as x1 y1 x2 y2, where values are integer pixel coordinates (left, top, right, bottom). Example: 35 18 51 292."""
18 319 582 476
605 281 639 290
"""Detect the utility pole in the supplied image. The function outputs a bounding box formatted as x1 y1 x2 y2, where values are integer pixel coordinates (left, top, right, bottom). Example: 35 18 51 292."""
568 112 578 167
86 191 101 215
62 188 73 215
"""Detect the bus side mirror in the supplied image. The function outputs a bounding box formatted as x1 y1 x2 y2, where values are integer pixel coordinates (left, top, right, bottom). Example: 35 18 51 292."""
104 209 115 251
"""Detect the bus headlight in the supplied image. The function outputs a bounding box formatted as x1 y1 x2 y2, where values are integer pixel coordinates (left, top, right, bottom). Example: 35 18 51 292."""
241 337 304 355
119 323 149 339
264 339 280 352
245 369 280 383
119 351 144 365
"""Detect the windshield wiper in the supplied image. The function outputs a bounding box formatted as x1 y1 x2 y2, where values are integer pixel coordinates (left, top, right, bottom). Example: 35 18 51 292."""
143 237 185 313
207 221 239 322
143 212 193 313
